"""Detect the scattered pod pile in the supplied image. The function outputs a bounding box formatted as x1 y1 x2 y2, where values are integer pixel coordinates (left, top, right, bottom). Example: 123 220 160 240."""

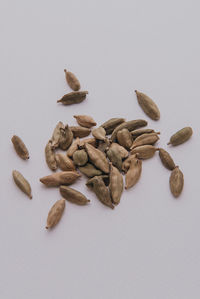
11 70 193 230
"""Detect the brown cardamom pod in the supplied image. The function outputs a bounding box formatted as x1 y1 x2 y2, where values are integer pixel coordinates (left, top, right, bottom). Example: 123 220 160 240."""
101 118 125 135
92 127 106 141
125 158 142 189
67 138 80 157
85 143 109 173
169 166 184 198
135 90 160 120
122 154 138 173
70 126 91 138
131 128 156 139
109 163 123 205
60 186 90 205
64 69 80 91
11 135 29 160
130 145 158 159
73 149 88 166
79 163 102 178
110 143 129 159
111 119 147 141
59 125 73 150
117 128 133 149
158 148 176 170
106 147 122 171
73 115 96 128
130 133 160 149
45 140 57 171
57 91 88 105
55 153 75 171
40 171 81 187
168 127 193 146
13 170 32 199
46 199 65 229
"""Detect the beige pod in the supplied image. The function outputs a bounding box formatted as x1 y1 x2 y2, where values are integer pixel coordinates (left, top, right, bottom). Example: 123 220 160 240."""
117 128 133 149
135 90 160 120
73 149 88 166
130 145 158 160
57 91 88 105
122 154 138 173
40 171 81 187
158 148 176 170
46 199 65 229
169 166 184 198
125 158 142 189
70 126 91 138
12 170 32 199
51 121 65 148
79 163 102 178
131 128 156 139
45 140 57 171
67 137 80 157
85 143 109 173
11 135 29 160
109 163 124 205
92 127 106 141
60 186 90 205
106 147 122 171
59 125 73 150
55 153 75 171
130 132 160 149
168 127 193 146
101 117 126 135
64 69 81 91
79 137 97 148
110 143 129 159
73 115 97 128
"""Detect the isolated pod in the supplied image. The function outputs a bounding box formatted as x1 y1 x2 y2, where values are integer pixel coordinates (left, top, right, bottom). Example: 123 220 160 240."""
70 126 91 138
51 121 65 148
46 199 65 229
135 90 160 120
111 119 147 141
64 69 80 91
59 125 73 150
101 118 125 135
109 163 123 205
11 135 29 160
55 153 75 171
85 143 109 173
40 171 81 187
45 140 57 171
158 148 176 170
73 149 88 166
92 127 106 141
79 163 102 178
60 186 90 205
57 91 88 105
130 133 159 149
169 166 184 198
74 115 96 128
131 145 158 159
117 128 133 149
13 170 32 199
125 158 142 189
168 127 193 146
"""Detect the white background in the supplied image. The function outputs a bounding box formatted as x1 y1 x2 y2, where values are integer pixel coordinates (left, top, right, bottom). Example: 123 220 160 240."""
0 0 200 298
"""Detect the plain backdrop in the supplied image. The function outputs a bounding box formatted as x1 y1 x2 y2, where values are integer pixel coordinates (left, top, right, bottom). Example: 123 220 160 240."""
0 0 200 298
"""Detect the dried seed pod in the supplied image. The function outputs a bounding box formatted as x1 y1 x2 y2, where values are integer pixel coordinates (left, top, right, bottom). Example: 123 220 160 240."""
51 121 64 148
60 186 90 205
97 138 110 153
79 137 97 148
125 158 142 189
130 145 158 159
111 119 147 141
110 143 129 159
59 125 73 150
45 140 57 171
79 163 102 178
64 69 80 91
169 166 184 198
106 147 122 171
86 176 114 209
122 154 138 173
117 128 133 149
85 143 109 173
109 163 123 205
40 171 81 187
168 127 193 146
46 199 65 229
12 170 32 199
70 126 91 138
67 137 80 157
92 127 106 141
73 149 88 166
11 135 29 160
130 133 160 149
55 153 75 171
57 91 88 105
131 128 156 139
158 148 176 170
73 115 96 128
101 118 125 135
135 90 160 120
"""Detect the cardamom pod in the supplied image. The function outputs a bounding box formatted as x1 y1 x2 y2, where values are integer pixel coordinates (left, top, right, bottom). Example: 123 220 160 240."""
57 91 88 105
169 166 184 198
106 147 122 171
131 128 156 139
111 119 147 141
64 69 80 91
135 90 160 120
109 163 123 205
110 142 129 159
60 186 90 205
73 115 96 128
130 145 158 159
13 170 32 199
125 158 142 189
168 127 193 146
59 125 73 150
117 128 133 149
55 153 75 171
73 149 88 166
67 138 80 157
130 133 159 149
158 148 176 170
79 137 97 148
101 118 125 135
70 126 91 138
79 163 102 178
97 138 111 153
11 135 29 160
92 127 106 141
85 143 109 173
45 140 57 171
122 154 138 173
51 122 65 149
46 199 65 229
40 171 81 187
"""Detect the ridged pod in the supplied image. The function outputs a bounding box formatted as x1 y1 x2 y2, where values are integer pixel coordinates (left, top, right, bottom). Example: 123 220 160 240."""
13 170 32 199
70 126 91 138
125 158 142 189
46 199 65 229
110 143 129 159
64 69 80 91
40 171 81 187
79 137 97 148
130 133 160 149
45 140 57 171
131 145 158 159
101 118 125 135
169 166 184 198
109 163 123 205
59 125 73 150
51 122 64 148
168 127 193 146
135 90 160 120
111 119 147 141
122 154 138 173
73 115 96 128
131 128 156 139
57 91 88 105
11 135 29 160
92 127 106 141
117 128 133 149
55 153 75 171
158 148 176 170
79 163 102 178
73 149 88 166
67 138 80 157
85 143 109 173
60 186 90 205
106 147 122 171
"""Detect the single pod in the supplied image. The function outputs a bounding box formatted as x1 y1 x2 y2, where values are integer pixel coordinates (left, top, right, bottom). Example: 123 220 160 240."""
79 137 97 148
158 148 176 170
131 128 156 139
79 163 102 178
73 149 88 166
130 145 158 159
67 138 80 157
168 127 193 146
45 140 57 171
125 158 142 189
59 125 73 150
101 118 125 135
60 186 90 205
64 69 80 91
169 166 184 198
110 143 129 159
46 199 65 229
109 163 124 205
11 135 29 160
40 171 81 187
110 119 147 141
51 121 64 149
92 127 106 141
85 143 109 173
74 115 96 128
13 170 32 199
117 128 133 149
70 126 91 138
122 154 138 173
130 133 160 149
135 90 160 120
86 176 114 209
57 91 88 105
55 153 75 171
106 147 122 171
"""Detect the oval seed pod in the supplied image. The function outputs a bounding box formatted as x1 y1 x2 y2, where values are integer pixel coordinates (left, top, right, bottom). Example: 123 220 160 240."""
59 125 73 150
57 91 88 105
106 147 122 171
130 145 158 159
110 143 129 159
131 128 156 139
130 133 160 149
67 138 80 157
51 121 64 148
158 148 176 170
11 135 29 160
70 126 91 138
12 170 32 199
122 154 138 173
64 69 80 91
73 115 96 128
135 90 160 120
55 153 75 171
92 127 106 141
40 171 81 187
101 118 125 135
109 163 123 205
125 158 142 189
46 199 65 229
45 140 57 171
85 143 109 173
168 127 193 146
117 128 133 149
73 149 88 166
79 137 97 148
169 166 184 198
79 163 102 178
111 119 147 141
60 186 90 205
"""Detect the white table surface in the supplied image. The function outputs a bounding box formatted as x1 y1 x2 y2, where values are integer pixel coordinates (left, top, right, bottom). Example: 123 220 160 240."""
1 0 200 298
